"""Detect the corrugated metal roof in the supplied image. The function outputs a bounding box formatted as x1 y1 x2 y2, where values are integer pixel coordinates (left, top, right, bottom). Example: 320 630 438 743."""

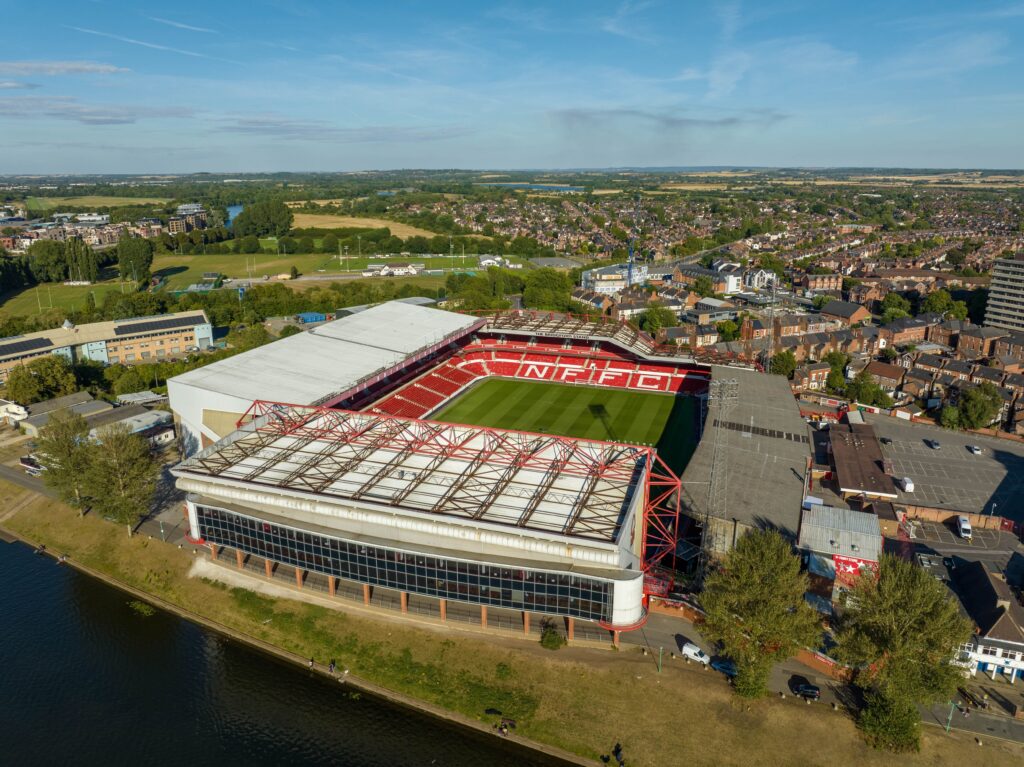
798 505 881 561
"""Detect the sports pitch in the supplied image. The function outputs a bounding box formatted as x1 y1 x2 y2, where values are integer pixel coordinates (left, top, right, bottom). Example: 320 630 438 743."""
432 378 698 473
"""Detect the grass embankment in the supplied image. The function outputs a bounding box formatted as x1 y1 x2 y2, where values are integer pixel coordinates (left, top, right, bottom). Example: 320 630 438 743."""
1 480 1019 767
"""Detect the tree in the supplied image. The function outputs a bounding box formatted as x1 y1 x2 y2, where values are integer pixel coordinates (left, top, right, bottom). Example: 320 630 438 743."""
83 424 159 537
920 289 968 320
289 264 300 279
226 324 271 352
320 233 339 254
27 239 68 282
36 410 93 514
638 304 678 335
701 530 822 698
939 405 960 430
238 235 261 254
117 233 155 284
3 355 78 404
769 350 797 379
232 200 293 237
112 367 148 395
716 319 739 342
812 294 831 310
522 268 573 311
278 324 302 338
958 382 1003 429
880 292 911 324
834 555 972 752
880 347 898 362
693 275 714 297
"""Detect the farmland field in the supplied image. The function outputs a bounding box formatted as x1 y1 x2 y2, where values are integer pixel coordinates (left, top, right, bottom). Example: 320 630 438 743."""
432 379 698 473
291 214 440 238
23 196 171 211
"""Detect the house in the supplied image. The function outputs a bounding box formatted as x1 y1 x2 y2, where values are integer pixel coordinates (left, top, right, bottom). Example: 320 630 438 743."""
864 360 905 392
970 366 1006 387
994 331 1024 362
802 273 843 292
951 560 1024 684
571 288 613 314
693 325 720 348
901 368 935 399
882 316 935 346
793 362 831 391
673 264 741 295
914 353 946 375
743 268 777 290
958 326 1008 360
774 314 805 339
847 282 888 311
820 300 870 326
943 359 975 383
739 317 770 341
928 319 974 349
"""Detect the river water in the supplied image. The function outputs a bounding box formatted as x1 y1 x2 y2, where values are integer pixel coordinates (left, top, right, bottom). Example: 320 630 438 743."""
0 542 562 766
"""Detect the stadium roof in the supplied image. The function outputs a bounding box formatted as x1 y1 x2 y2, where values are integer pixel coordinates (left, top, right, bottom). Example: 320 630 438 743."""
681 366 811 537
173 402 654 544
169 302 481 408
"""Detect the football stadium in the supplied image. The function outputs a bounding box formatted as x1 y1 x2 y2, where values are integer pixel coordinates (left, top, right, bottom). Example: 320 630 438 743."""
168 301 793 641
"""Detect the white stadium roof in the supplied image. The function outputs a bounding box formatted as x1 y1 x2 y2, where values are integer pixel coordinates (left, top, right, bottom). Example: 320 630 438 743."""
174 404 651 544
170 302 480 408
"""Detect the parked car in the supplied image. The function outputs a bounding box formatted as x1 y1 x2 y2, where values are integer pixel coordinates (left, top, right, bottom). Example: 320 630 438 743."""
710 658 737 678
967 445 982 455
880 437 892 445
680 642 709 665
926 439 941 450
899 477 915 492
956 515 973 541
789 675 821 700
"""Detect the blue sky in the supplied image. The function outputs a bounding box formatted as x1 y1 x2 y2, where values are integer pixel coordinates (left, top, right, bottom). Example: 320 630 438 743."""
1 1 1023 172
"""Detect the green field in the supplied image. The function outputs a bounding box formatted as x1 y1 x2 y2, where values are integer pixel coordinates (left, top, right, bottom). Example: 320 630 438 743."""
153 252 481 289
0 281 128 317
433 379 697 473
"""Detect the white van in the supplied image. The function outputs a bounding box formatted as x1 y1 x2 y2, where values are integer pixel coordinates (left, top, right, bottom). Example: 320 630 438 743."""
681 642 710 665
956 515 973 541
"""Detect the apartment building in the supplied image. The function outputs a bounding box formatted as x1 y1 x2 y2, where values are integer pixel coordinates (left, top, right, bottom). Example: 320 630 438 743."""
0 312 212 385
985 253 1024 331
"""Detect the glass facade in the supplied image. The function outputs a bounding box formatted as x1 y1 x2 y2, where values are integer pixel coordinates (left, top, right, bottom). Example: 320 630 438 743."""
196 505 613 622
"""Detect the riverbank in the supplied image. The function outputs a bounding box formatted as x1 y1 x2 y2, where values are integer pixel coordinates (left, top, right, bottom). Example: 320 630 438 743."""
2 479 1020 767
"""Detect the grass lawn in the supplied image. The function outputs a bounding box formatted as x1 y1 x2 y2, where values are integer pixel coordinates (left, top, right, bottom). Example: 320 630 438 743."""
0 281 128 317
2 479 1017 767
433 379 697 474
24 195 170 211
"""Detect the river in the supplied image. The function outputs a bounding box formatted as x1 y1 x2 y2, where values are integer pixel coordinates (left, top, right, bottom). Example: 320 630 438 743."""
0 541 563 766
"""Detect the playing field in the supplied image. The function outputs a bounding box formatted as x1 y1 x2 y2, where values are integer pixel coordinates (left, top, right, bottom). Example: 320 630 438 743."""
433 378 697 473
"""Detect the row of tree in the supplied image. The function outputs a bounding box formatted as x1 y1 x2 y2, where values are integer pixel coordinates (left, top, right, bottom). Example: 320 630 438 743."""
36 410 159 536
702 530 970 752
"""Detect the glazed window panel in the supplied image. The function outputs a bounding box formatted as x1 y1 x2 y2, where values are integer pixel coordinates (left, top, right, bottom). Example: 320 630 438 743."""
194 505 613 622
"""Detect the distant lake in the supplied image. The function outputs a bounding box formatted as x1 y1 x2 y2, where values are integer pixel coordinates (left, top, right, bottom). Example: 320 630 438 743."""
477 183 584 192
226 204 244 226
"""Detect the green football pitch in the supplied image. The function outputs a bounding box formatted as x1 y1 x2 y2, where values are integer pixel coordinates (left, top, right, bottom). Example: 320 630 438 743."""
432 378 698 474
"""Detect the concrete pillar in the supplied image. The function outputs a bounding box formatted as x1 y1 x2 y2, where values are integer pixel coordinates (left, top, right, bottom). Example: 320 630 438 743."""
295 567 304 588
439 598 447 622
363 583 371 606
209 543 218 561
567 617 575 642
480 605 488 629
400 591 408 613
523 611 530 636
327 576 336 596
613 630 621 649
264 558 273 578
235 549 244 569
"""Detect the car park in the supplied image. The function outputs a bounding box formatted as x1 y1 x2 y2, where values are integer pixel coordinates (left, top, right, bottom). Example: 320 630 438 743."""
680 642 709 665
956 515 973 541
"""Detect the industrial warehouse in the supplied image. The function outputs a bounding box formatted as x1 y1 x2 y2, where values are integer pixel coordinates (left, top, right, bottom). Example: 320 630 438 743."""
168 302 803 640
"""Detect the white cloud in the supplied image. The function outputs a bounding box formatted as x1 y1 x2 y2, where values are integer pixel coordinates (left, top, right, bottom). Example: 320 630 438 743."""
214 114 472 143
147 17 218 34
0 60 129 75
887 33 1009 79
0 96 193 125
0 81 40 90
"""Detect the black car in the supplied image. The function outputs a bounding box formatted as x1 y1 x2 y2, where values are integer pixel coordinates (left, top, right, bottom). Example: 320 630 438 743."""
880 437 892 445
789 675 822 701
926 439 941 450
794 683 820 700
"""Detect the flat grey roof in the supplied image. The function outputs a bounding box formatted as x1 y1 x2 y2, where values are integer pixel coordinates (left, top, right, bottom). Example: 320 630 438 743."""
681 366 811 537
